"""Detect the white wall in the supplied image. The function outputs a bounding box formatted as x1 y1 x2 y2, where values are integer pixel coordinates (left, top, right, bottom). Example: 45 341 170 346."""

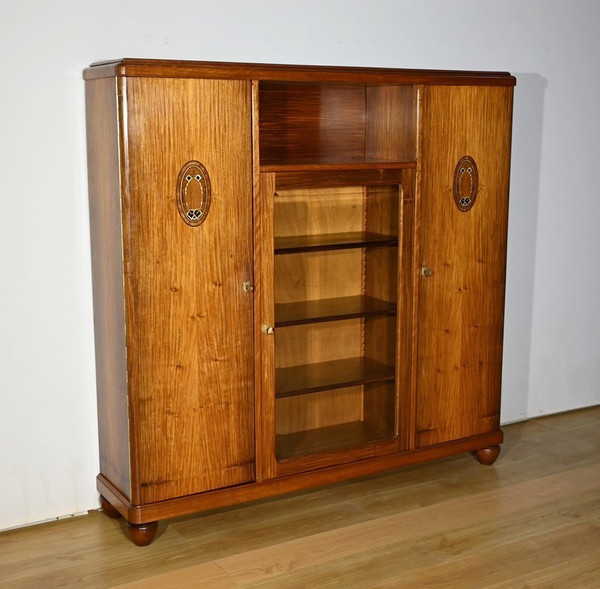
1 0 598 530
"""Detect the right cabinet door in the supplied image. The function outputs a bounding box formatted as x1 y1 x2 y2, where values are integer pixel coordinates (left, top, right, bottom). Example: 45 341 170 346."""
416 85 513 447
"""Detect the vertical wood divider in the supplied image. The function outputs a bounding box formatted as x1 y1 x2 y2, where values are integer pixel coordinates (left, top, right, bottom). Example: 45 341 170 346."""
410 84 424 451
255 163 277 478
251 80 264 482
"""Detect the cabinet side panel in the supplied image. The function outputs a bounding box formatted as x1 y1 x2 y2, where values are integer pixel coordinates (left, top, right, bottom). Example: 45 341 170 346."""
417 86 513 447
123 77 255 503
85 78 131 499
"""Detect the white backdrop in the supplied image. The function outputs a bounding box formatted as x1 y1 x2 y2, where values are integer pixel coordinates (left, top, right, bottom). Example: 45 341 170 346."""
1 0 599 530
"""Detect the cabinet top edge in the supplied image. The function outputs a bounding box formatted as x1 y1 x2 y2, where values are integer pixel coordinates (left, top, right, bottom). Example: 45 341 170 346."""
83 58 516 86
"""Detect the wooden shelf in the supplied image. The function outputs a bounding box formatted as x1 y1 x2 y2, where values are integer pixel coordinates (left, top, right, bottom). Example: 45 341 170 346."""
275 295 396 327
261 160 417 173
276 420 392 460
276 357 395 399
274 231 397 255
274 168 408 190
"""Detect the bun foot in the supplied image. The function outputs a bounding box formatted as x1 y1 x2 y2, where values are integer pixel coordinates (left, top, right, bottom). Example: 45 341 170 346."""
126 521 159 546
99 495 121 519
474 445 501 465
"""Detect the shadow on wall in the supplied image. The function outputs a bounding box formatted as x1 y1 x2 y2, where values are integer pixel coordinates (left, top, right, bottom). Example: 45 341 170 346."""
501 73 547 423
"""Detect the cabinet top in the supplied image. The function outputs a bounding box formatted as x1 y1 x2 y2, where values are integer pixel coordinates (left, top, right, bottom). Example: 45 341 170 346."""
83 58 516 86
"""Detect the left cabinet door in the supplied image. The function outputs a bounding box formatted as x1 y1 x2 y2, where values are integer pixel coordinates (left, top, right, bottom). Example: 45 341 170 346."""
121 76 255 504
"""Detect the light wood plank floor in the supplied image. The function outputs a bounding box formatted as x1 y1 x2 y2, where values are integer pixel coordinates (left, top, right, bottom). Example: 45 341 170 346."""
1 406 599 588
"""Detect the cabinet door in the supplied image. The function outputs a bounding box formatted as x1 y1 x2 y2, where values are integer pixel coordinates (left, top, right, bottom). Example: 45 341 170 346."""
416 85 513 447
122 77 255 503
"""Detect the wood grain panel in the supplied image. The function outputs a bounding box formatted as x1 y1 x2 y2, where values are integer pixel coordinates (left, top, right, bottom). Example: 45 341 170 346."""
274 249 364 304
366 85 417 162
274 185 364 238
85 77 131 499
275 387 363 436
121 77 255 502
416 85 513 447
275 320 363 370
259 83 366 166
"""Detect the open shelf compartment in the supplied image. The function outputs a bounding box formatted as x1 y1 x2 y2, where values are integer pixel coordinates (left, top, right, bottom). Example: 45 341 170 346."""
259 81 417 169
272 178 401 463
275 381 397 461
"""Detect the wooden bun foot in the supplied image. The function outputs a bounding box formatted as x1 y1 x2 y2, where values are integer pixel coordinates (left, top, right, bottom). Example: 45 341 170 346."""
474 445 501 465
126 521 159 546
99 495 121 519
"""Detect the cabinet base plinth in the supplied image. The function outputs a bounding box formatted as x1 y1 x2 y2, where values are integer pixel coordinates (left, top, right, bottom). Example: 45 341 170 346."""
97 429 504 544
474 445 501 465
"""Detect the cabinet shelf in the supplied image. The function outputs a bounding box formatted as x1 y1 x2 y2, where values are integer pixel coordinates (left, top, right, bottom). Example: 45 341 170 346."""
276 357 395 399
275 295 396 327
276 420 392 460
273 167 409 190
274 231 398 255
261 160 416 173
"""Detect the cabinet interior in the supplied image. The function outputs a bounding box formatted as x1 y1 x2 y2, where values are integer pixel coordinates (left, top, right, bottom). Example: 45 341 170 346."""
258 81 417 463
272 183 401 460
259 82 417 167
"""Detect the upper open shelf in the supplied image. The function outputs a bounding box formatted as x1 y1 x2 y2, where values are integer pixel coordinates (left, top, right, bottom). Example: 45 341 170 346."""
259 82 417 169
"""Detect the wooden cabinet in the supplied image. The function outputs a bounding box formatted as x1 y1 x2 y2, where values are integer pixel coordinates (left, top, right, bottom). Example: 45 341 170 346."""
84 59 515 545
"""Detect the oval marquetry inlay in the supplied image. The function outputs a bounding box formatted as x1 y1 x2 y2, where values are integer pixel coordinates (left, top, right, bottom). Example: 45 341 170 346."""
176 161 212 227
453 156 478 212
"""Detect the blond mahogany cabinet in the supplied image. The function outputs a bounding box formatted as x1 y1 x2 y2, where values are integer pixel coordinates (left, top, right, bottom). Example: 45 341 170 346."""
84 59 515 545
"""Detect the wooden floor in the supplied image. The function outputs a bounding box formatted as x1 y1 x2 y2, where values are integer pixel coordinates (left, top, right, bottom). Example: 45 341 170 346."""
1 407 599 588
